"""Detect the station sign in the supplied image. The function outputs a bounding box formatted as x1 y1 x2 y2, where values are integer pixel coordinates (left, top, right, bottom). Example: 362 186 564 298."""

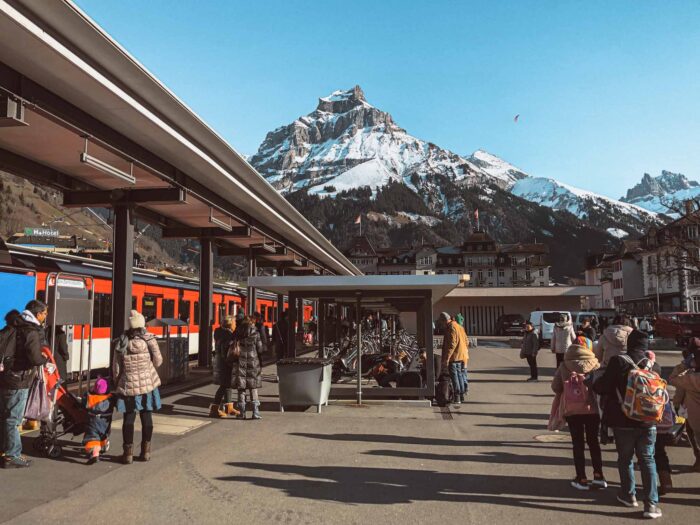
24 227 59 237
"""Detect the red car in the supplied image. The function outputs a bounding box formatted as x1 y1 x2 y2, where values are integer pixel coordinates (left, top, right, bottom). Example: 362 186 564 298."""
654 312 700 347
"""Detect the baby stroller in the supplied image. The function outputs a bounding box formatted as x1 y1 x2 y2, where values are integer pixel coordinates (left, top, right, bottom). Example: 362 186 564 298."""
33 348 88 458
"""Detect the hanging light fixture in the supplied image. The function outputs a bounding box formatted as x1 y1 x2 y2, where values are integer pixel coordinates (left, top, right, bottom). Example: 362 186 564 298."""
80 137 135 184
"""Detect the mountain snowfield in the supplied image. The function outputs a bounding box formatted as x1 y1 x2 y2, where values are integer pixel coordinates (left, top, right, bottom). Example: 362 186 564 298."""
621 171 700 215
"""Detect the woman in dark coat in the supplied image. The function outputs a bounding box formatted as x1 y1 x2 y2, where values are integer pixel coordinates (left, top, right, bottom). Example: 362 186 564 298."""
210 316 239 418
232 316 263 420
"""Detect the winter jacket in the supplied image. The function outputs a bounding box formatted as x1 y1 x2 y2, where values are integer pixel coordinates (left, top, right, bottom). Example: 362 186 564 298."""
441 320 469 366
520 330 540 357
83 393 113 443
0 310 47 389
112 328 162 397
670 365 700 436
670 362 690 407
47 326 69 382
593 348 653 428
231 323 262 390
551 321 576 354
213 327 234 388
551 343 600 395
594 325 633 367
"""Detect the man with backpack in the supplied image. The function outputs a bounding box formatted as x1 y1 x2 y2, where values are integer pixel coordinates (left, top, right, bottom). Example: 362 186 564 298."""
593 329 664 519
0 301 49 469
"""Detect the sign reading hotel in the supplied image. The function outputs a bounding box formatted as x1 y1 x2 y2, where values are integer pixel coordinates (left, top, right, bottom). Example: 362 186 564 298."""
24 227 59 237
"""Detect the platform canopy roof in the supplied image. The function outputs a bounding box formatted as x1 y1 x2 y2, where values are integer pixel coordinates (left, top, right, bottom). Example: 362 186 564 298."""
0 0 359 276
248 275 463 308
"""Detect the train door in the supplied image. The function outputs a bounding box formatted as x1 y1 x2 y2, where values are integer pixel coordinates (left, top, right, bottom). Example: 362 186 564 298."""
142 294 159 323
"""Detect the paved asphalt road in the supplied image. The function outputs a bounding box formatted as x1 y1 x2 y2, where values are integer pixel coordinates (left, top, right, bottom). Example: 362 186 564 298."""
3 344 698 524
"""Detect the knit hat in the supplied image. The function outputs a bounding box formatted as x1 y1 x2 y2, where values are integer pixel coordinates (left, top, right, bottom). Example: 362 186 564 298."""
626 329 649 353
92 377 109 395
128 309 145 329
565 340 597 362
439 312 451 322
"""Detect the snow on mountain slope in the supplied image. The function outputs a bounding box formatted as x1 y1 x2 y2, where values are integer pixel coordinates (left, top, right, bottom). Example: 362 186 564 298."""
308 158 397 197
511 177 658 222
467 149 528 187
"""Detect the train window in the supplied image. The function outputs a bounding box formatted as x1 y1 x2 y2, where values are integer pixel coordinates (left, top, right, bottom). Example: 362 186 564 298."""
179 299 191 323
219 303 226 324
162 299 175 319
228 301 236 316
194 301 200 325
92 293 112 328
142 295 158 323
260 304 266 322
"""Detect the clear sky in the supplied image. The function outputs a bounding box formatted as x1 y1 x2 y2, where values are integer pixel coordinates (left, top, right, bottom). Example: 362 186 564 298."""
74 0 700 199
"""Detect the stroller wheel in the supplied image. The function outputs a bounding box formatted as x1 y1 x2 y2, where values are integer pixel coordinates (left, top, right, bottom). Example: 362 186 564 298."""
47 445 62 459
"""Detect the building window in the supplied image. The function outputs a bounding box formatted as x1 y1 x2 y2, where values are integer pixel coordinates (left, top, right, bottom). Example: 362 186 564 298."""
488 269 493 278
539 268 544 277
498 268 504 278
693 296 700 312
478 270 484 281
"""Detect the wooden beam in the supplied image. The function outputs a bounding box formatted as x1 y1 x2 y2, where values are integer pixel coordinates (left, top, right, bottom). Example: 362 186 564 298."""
162 226 251 239
218 243 276 257
63 188 186 208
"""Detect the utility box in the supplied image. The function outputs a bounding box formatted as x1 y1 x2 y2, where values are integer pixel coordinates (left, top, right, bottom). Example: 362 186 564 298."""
147 318 190 386
277 357 333 413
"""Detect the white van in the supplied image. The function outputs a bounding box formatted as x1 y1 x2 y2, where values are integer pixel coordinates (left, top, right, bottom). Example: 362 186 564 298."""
529 311 572 344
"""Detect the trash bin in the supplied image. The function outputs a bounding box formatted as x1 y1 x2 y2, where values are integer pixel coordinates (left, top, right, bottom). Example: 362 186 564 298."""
146 318 190 386
277 357 334 413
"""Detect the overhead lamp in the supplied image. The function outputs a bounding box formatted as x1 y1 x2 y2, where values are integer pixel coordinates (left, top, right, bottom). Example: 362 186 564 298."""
80 138 135 184
209 208 233 232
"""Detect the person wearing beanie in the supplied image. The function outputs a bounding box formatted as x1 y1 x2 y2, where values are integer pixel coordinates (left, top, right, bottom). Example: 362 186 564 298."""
82 377 113 465
594 314 633 367
551 338 605 490
670 341 700 473
112 310 163 464
594 329 662 518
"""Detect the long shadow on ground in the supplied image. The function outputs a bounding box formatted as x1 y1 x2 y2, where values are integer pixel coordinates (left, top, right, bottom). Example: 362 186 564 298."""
217 462 649 517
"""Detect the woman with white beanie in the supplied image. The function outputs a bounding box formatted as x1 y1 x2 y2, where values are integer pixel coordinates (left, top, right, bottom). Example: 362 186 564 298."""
112 310 163 464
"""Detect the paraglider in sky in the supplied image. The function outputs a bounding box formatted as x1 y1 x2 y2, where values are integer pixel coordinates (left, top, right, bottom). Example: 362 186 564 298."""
513 114 520 123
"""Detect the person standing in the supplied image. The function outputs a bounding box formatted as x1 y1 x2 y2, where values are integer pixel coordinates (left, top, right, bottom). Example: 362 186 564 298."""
520 321 540 381
252 312 269 355
552 313 576 368
439 312 469 406
232 316 263 420
210 316 239 418
0 301 48 469
594 315 633 367
594 330 662 519
578 317 597 342
551 338 606 490
272 310 289 363
113 310 163 464
669 341 700 473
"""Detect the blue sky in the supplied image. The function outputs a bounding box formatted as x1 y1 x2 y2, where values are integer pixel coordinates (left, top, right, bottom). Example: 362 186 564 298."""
75 0 700 199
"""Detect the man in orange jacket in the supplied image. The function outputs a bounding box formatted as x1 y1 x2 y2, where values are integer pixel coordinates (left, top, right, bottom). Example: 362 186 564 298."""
439 312 469 405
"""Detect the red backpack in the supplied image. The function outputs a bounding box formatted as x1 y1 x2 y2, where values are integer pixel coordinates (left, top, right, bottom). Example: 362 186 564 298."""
563 371 597 416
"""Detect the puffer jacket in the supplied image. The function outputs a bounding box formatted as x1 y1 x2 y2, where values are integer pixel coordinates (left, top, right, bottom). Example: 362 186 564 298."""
441 320 469 366
231 323 262 390
594 325 633 367
551 343 600 395
113 329 162 396
670 366 700 436
213 326 234 387
520 330 540 357
551 321 576 354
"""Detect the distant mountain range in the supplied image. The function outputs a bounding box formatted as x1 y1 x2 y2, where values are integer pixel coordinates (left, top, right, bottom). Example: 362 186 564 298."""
249 85 693 279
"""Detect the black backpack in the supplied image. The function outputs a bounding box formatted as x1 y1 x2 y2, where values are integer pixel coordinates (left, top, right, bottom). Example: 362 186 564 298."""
0 324 18 373
435 372 454 407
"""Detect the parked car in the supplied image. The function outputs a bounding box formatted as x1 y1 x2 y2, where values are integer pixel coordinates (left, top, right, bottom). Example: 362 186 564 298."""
654 312 700 347
496 314 526 336
529 310 572 345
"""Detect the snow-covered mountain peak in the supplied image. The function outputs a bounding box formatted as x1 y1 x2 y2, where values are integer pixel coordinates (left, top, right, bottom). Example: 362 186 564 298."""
317 85 373 113
622 170 700 214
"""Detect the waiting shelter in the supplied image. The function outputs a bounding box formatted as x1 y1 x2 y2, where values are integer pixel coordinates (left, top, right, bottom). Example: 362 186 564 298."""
249 275 462 401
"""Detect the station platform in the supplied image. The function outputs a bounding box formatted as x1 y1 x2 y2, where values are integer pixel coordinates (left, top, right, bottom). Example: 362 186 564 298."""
2 344 698 524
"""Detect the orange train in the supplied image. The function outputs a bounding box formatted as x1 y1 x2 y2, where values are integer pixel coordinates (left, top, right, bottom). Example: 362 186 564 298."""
0 242 312 375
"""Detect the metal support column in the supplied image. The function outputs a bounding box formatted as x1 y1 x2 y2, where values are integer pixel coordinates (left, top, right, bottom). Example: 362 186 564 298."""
318 300 327 358
423 294 435 398
110 204 134 368
296 296 304 338
198 239 214 367
356 293 362 405
287 292 297 358
247 248 257 315
276 268 285 322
